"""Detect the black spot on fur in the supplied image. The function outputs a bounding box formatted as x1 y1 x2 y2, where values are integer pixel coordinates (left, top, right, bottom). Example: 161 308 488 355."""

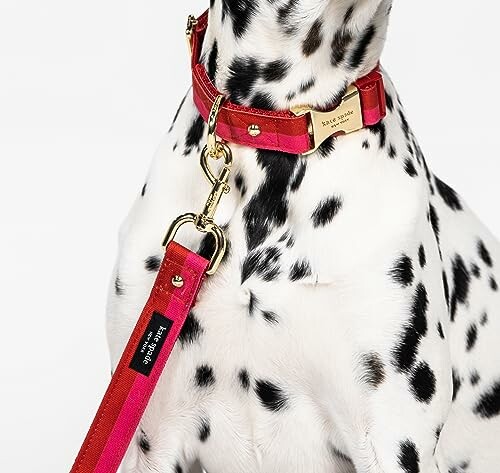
480 312 489 326
196 233 215 261
385 91 394 112
442 270 450 307
241 246 281 283
389 254 414 287
393 283 428 372
289 259 312 281
466 323 478 351
349 24 376 69
362 139 370 149
299 77 316 94
145 255 161 272
411 283 429 336
477 239 493 267
474 381 500 418
184 114 205 153
175 463 183 473
490 276 498 291
179 312 203 347
429 204 440 244
404 158 418 177
360 352 385 388
251 92 275 110
238 368 250 391
197 231 230 265
437 321 445 339
115 275 124 296
243 150 297 250
255 379 288 411
262 59 290 82
139 429 150 453
470 370 480 386
450 255 471 322
343 4 355 24
195 365 216 388
207 40 218 82
399 109 410 141
471 263 481 278
409 362 436 403
434 424 443 454
448 460 470 473
418 244 426 268
388 144 397 159
198 418 211 442
435 176 462 211
303 19 323 56
234 172 247 197
277 0 299 34
397 440 420 473
226 56 261 103
329 444 353 464
290 161 307 192
221 0 257 38
452 368 461 402
311 195 343 227
248 290 258 315
368 121 386 149
141 183 147 197
331 28 353 65
316 136 336 158
262 310 279 324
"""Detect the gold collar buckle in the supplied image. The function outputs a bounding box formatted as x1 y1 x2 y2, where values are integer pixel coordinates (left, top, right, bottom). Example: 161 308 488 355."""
291 85 364 155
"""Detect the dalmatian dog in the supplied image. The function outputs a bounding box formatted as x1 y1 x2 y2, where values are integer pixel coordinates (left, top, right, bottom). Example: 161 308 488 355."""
106 1 500 472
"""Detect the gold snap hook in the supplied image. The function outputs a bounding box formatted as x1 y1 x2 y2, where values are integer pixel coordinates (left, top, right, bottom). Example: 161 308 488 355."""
200 94 233 186
206 95 225 159
162 94 232 276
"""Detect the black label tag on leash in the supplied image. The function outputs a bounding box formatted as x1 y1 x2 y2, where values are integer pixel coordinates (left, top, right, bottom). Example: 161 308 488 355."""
129 311 173 376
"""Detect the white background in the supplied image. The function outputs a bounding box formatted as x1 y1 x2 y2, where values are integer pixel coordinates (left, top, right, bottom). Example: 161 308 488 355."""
0 1 498 471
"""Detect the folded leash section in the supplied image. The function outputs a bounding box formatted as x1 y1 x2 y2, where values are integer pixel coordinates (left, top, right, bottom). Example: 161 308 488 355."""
70 242 209 473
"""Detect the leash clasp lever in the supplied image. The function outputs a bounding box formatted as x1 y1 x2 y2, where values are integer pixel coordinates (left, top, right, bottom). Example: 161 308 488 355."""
163 95 231 275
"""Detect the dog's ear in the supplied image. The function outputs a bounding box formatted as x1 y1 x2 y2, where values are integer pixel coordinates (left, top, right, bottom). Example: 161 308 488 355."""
341 0 391 28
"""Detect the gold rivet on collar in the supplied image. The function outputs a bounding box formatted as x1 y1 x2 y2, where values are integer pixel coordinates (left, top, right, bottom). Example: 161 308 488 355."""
171 275 184 288
247 124 261 137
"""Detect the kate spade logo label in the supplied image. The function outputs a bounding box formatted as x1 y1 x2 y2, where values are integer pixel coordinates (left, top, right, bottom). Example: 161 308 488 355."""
321 109 354 129
130 311 173 376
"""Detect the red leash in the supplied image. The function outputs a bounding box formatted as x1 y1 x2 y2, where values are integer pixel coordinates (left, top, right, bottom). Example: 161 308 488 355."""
70 242 209 473
70 98 231 473
70 10 386 473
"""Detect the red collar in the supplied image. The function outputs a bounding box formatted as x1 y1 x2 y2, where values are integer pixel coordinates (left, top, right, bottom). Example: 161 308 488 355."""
188 11 386 155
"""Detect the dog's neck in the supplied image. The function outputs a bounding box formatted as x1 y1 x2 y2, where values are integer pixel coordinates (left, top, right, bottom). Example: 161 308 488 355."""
202 0 391 111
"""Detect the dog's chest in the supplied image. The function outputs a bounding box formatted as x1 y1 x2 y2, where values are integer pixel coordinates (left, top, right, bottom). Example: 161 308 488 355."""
110 90 430 472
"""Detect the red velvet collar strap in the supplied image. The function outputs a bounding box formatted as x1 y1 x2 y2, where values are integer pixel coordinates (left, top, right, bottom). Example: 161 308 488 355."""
188 10 386 155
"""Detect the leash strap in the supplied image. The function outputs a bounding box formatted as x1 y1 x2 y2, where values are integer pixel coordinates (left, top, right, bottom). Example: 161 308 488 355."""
70 242 209 473
189 10 386 155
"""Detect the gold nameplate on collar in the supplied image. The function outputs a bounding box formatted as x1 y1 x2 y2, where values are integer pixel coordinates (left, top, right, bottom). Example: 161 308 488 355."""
291 85 364 155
